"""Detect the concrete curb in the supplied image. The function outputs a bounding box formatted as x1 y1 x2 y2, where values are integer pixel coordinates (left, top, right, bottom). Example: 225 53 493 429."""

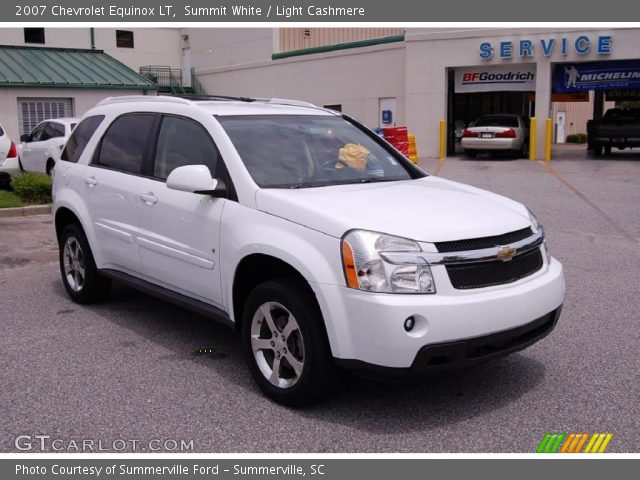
0 204 51 218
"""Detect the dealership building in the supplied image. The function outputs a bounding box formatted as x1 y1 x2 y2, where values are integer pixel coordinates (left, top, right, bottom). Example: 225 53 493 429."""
1 27 639 159
188 27 640 159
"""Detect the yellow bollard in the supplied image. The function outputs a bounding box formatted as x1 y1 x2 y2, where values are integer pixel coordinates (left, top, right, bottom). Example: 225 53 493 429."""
529 117 536 160
439 119 446 159
545 118 553 161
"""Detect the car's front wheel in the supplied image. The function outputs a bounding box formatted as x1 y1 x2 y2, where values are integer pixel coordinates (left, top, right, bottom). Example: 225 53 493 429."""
59 224 111 303
241 278 335 406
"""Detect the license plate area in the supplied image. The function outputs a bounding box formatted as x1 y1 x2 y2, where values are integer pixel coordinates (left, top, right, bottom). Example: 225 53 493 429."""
481 132 493 139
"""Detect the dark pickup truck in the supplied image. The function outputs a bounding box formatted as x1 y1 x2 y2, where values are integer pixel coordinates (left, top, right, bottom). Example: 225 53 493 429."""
587 108 640 156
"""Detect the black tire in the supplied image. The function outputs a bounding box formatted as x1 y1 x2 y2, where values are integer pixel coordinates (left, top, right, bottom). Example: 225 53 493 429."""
604 146 612 155
465 149 478 158
59 224 111 304
592 145 602 156
519 141 529 159
241 278 335 406
46 159 55 176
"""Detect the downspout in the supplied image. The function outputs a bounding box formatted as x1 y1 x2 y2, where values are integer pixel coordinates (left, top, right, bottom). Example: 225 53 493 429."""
90 28 95 49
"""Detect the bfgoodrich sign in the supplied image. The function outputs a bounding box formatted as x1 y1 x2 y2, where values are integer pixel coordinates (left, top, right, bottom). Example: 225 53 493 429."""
455 64 536 93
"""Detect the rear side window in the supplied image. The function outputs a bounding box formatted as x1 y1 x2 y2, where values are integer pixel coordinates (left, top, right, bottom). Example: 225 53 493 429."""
474 115 519 128
0 126 4 136
45 122 65 139
153 116 219 180
61 115 104 163
97 114 155 174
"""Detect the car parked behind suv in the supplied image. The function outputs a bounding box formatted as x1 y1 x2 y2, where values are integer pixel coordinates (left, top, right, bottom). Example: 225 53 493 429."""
20 118 78 175
53 96 564 405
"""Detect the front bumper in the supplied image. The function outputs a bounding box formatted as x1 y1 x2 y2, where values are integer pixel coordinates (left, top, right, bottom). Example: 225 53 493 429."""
336 307 561 376
313 257 564 369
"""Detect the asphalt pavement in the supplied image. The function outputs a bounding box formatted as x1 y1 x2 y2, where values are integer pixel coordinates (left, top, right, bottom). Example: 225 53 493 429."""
1 150 638 452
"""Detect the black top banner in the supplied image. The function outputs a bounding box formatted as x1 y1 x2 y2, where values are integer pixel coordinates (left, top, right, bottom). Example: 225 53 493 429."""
5 0 640 22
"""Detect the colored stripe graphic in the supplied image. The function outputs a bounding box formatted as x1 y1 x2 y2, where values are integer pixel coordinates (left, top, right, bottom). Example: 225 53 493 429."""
537 433 613 453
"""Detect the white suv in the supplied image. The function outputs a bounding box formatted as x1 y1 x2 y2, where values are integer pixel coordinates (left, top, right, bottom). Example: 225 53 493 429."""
52 96 564 405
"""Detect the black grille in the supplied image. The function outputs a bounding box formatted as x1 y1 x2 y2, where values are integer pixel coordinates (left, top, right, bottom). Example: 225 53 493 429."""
434 227 533 253
446 248 543 289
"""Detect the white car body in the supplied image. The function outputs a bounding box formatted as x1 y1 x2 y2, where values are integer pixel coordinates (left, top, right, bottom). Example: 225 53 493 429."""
20 118 78 174
0 123 20 187
52 96 564 403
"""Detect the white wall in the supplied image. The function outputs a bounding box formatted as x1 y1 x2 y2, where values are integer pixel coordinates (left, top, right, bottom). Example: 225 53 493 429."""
0 28 181 71
184 28 274 70
0 89 153 141
193 42 406 128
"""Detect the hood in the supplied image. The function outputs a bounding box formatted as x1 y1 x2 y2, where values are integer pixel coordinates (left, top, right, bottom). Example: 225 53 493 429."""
255 177 532 242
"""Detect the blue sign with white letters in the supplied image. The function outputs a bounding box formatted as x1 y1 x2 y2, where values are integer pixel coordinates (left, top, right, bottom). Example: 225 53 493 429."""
480 35 612 60
381 110 392 124
555 60 640 92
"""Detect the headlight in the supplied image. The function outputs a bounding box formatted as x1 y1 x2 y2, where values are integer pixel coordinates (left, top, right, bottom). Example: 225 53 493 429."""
341 230 436 294
526 207 541 232
526 208 550 261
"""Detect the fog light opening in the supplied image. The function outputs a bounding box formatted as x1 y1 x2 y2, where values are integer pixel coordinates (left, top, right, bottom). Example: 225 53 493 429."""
404 316 415 332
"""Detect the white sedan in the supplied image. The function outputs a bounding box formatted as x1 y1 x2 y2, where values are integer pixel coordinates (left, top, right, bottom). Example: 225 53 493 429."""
19 118 78 175
0 123 20 188
461 114 529 158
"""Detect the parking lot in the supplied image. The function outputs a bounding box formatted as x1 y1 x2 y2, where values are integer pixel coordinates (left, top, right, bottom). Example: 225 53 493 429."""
1 151 638 453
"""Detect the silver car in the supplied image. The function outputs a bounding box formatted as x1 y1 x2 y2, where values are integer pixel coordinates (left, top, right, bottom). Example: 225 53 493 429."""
461 114 529 158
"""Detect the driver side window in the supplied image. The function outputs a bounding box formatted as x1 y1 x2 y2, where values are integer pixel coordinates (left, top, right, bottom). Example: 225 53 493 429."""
30 123 48 142
153 116 219 180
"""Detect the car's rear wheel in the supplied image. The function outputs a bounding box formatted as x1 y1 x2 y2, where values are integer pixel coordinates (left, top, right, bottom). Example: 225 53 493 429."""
604 146 612 155
241 278 335 406
465 149 478 158
519 141 529 159
59 224 111 303
46 159 55 176
592 145 602 156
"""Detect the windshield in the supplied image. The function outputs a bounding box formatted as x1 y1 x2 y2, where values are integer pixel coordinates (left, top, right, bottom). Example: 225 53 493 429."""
217 115 419 188
473 115 519 127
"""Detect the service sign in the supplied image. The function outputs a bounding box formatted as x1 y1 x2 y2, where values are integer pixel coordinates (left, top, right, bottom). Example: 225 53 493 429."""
455 64 536 93
555 60 640 92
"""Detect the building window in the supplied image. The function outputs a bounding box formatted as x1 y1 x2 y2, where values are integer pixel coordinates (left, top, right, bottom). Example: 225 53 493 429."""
24 28 45 44
116 30 134 48
17 98 74 136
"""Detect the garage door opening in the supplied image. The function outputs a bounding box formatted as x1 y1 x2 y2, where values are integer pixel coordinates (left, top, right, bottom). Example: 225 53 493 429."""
447 65 536 157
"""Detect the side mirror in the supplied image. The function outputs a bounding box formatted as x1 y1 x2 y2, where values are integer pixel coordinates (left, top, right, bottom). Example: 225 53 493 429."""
166 165 226 197
20 134 30 143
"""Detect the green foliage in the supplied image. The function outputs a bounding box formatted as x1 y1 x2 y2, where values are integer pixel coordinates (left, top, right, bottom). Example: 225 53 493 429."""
11 172 52 204
0 189 23 208
566 133 587 144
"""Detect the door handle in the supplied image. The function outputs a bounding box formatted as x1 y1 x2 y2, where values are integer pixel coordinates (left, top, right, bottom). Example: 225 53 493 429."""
140 192 158 205
84 176 98 187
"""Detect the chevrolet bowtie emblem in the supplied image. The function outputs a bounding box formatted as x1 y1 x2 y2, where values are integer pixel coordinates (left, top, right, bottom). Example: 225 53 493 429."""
496 246 516 261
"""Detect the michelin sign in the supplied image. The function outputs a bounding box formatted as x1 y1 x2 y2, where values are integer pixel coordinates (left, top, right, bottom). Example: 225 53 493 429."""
555 60 640 92
455 64 536 93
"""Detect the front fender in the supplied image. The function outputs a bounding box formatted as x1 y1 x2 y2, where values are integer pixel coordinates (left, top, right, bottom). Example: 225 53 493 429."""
220 202 344 350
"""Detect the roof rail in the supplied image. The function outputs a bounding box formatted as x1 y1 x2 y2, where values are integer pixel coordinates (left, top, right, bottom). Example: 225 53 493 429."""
173 94 317 108
173 94 260 103
268 98 317 108
97 95 193 106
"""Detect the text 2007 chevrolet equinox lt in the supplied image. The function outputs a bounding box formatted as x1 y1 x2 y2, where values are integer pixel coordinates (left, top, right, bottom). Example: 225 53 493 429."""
52 96 564 405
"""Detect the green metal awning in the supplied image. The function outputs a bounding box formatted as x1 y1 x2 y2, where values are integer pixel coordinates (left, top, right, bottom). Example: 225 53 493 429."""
0 45 157 90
